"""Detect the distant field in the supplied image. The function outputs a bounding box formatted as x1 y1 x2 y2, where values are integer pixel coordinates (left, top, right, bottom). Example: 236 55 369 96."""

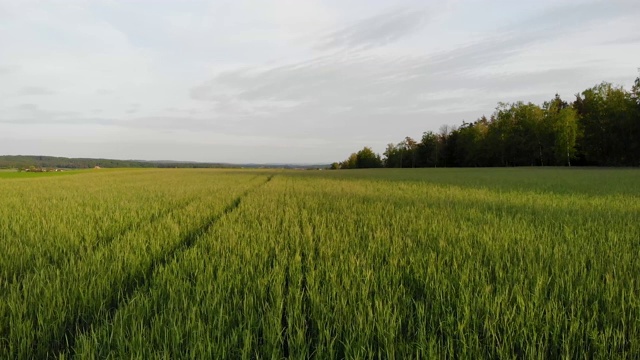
0 170 81 179
0 168 638 358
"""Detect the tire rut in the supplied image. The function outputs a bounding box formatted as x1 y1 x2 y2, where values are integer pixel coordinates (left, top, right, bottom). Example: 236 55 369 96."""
50 174 275 358
2 196 199 295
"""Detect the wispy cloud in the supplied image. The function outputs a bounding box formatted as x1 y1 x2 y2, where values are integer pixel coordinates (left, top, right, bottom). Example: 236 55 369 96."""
0 65 20 75
16 86 55 96
192 1 640 118
95 89 114 95
316 7 431 50
16 103 40 111
2 104 88 125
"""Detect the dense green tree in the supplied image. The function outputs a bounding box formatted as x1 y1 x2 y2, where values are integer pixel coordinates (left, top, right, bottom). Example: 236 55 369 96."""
341 153 358 169
416 131 439 167
383 139 415 168
574 82 638 165
383 143 401 168
454 120 488 167
335 75 639 168
396 137 418 168
337 147 382 169
629 76 640 165
632 76 640 102
485 102 546 166
441 125 465 167
356 147 383 168
543 95 579 165
408 137 418 168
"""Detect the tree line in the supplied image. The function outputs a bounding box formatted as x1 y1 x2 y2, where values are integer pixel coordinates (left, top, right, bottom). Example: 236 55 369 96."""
0 155 216 169
0 155 325 170
333 76 640 169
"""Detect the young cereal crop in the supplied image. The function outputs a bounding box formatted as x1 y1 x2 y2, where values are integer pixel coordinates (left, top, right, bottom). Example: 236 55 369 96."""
0 168 638 359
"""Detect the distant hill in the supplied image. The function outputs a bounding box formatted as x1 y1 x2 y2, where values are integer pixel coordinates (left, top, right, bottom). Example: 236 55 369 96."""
0 155 329 170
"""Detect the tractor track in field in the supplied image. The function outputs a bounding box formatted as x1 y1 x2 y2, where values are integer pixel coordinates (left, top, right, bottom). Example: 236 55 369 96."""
281 263 291 358
48 175 275 358
301 213 320 358
279 189 320 359
279 251 317 359
300 249 318 359
4 175 267 295
1 195 199 294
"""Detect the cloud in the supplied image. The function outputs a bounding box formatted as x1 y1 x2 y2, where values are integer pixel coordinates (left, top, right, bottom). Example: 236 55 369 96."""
512 0 637 33
0 65 20 75
316 7 430 50
124 116 209 131
95 89 114 95
190 0 640 121
189 36 553 123
601 34 640 46
16 103 39 111
125 103 141 114
2 104 89 125
0 115 113 126
16 86 55 96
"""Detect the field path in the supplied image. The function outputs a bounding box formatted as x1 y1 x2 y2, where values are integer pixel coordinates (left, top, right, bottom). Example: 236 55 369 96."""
0 172 274 359
52 175 275 358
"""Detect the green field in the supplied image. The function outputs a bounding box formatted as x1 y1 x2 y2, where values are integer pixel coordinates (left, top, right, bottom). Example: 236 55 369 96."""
0 168 638 359
0 170 80 179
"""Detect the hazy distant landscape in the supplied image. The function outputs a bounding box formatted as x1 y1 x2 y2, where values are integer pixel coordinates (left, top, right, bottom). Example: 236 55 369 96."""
0 155 329 170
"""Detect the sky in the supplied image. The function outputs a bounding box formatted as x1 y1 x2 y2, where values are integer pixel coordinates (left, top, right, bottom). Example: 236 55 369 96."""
1 0 639 164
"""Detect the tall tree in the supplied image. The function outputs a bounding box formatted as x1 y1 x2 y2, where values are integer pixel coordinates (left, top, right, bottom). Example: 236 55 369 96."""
398 137 418 168
356 147 383 168
574 82 637 165
416 131 439 167
453 119 489 167
383 143 401 168
543 95 578 166
339 153 358 169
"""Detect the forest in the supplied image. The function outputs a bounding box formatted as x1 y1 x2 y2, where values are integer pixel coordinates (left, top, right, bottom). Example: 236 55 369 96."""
334 77 640 168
